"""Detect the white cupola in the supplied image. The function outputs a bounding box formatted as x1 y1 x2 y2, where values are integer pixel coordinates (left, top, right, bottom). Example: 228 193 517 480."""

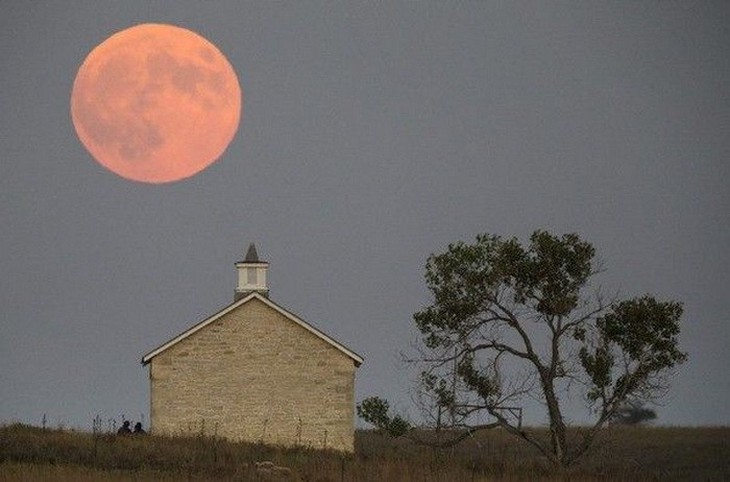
234 243 269 301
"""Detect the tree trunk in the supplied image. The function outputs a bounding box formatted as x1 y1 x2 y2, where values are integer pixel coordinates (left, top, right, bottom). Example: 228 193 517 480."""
541 374 567 465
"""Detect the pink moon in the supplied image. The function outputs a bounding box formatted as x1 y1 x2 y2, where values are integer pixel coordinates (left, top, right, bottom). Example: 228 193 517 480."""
71 23 242 183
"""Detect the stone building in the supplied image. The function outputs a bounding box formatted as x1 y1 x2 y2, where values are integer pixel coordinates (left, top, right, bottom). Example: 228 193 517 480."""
141 244 363 452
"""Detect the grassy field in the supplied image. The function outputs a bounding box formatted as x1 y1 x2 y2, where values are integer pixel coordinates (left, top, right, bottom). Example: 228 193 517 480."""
0 423 728 481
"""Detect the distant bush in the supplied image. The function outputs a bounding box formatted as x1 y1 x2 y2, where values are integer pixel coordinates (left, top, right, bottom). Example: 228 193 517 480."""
611 400 657 425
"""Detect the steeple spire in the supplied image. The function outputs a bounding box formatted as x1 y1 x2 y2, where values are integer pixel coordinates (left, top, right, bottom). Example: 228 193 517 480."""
234 243 269 301
244 243 259 262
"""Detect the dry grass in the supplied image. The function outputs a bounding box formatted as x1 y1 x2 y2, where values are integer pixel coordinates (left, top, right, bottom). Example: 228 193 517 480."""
0 423 728 481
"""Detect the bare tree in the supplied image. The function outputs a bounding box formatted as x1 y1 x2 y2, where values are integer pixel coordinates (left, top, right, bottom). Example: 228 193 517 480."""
358 230 687 466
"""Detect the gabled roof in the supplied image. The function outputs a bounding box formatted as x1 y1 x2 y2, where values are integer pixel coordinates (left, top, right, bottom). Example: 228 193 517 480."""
141 292 363 366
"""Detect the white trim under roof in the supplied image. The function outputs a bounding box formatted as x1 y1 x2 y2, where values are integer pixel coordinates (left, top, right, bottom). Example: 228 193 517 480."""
141 292 364 366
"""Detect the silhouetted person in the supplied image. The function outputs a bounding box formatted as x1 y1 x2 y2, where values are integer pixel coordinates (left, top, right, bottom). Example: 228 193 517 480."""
117 420 131 435
133 422 147 435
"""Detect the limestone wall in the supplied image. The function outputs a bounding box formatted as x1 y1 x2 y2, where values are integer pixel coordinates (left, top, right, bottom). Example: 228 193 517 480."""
149 298 357 452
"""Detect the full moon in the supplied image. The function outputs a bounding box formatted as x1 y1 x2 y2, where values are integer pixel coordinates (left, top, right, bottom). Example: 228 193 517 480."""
71 24 242 183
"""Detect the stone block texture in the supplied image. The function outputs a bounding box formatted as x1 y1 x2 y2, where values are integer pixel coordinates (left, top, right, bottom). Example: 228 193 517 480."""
149 298 357 452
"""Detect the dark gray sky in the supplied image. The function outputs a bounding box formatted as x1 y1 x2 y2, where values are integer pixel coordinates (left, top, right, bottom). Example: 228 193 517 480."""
1 2 728 429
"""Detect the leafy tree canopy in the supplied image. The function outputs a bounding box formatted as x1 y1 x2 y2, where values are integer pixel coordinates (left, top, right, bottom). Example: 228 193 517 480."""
358 230 687 466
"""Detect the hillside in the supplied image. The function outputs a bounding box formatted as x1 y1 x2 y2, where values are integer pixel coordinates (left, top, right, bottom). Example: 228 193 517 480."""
0 423 728 481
